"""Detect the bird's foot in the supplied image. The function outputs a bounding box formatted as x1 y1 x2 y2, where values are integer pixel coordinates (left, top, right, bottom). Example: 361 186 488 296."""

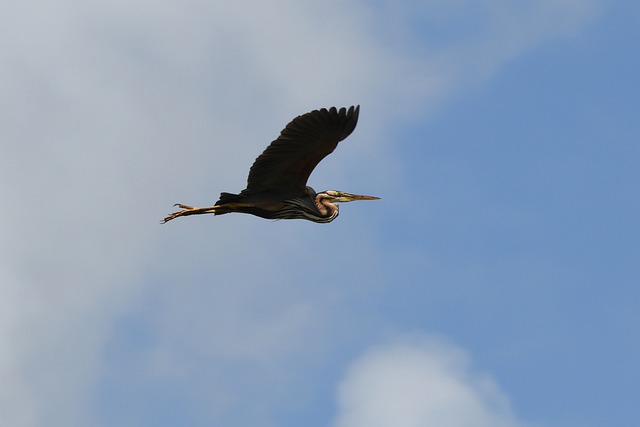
161 204 218 223
162 204 196 223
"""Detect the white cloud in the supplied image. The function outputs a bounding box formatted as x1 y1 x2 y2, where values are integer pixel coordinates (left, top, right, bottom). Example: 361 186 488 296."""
334 337 526 427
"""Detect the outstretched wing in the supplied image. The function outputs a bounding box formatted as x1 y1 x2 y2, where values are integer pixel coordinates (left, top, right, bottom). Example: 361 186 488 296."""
243 106 360 195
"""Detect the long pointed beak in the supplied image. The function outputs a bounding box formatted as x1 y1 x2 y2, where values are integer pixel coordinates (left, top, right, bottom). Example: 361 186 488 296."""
334 192 380 202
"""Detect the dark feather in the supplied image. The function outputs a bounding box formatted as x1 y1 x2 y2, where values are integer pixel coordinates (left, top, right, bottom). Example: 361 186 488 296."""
243 106 360 194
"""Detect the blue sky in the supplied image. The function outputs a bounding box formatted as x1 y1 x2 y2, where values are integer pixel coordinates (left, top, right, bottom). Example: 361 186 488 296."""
2 1 638 426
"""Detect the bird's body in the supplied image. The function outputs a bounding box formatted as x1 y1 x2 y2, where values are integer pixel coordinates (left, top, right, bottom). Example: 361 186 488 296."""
162 106 378 224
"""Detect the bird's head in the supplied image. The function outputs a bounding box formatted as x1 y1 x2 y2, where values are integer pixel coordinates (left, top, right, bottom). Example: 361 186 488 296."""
321 190 380 203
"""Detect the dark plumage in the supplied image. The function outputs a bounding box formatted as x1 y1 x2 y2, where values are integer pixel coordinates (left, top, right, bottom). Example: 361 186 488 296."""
162 106 378 224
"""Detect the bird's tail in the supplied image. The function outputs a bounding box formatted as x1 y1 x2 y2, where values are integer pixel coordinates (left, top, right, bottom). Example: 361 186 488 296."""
216 192 242 205
210 192 248 215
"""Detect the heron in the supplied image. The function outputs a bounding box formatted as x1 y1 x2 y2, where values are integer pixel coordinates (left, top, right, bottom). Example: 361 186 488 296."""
162 105 379 224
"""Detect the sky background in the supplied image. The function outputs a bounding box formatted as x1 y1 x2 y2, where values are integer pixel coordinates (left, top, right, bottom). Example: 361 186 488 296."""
2 1 639 426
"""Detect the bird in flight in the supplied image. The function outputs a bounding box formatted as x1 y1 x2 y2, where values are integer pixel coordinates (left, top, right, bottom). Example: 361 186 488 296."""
162 105 379 224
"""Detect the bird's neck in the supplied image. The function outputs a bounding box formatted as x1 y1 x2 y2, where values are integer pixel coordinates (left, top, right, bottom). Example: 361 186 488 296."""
314 192 339 218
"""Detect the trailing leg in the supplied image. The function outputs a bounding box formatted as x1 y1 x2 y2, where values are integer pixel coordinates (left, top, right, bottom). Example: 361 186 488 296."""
162 204 219 223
